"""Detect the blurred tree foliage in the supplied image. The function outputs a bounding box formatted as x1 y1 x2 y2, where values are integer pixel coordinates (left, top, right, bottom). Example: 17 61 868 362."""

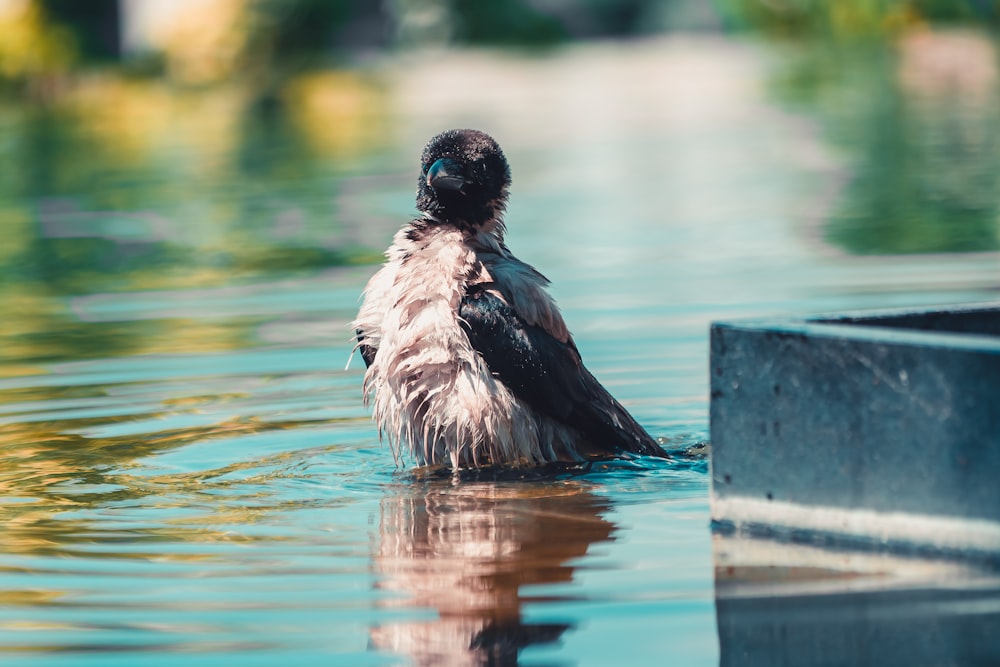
719 0 1000 38
0 0 76 88
448 0 566 46
40 0 120 60
242 0 388 69
1 0 681 87
426 0 670 44
235 0 379 106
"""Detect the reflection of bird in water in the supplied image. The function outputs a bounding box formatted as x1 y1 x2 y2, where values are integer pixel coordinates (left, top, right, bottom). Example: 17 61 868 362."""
371 481 617 666
353 129 668 469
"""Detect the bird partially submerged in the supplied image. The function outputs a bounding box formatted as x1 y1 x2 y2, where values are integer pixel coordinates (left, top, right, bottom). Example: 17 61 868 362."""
353 129 667 469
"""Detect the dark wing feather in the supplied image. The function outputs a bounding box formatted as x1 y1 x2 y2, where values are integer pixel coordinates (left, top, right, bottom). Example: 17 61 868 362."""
459 286 667 458
355 329 377 368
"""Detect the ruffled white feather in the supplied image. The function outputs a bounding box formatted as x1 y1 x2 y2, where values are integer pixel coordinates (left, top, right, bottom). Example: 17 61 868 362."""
353 222 582 468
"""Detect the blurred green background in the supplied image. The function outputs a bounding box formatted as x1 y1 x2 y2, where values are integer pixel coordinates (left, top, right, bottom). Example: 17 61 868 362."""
1 0 999 319
2 0 998 257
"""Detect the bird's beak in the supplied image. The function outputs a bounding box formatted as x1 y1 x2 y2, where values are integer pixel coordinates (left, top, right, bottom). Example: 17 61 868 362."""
427 158 470 193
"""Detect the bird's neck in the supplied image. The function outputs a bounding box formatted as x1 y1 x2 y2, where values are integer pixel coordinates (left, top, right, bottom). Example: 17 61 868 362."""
416 212 506 243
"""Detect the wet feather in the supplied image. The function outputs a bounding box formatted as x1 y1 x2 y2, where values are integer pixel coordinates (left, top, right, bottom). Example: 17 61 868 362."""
352 129 667 468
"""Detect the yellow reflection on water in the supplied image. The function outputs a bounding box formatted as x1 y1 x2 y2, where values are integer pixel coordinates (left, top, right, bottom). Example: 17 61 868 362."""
67 78 243 176
283 71 391 160
0 63 391 312
0 288 257 363
0 58 394 369
0 415 338 561
0 590 65 607
0 206 33 266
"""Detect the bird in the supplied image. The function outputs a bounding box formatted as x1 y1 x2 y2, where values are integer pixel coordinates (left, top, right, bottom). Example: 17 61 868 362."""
352 129 668 469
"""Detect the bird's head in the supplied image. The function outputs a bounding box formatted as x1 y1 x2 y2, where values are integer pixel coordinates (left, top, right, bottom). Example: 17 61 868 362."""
416 129 511 231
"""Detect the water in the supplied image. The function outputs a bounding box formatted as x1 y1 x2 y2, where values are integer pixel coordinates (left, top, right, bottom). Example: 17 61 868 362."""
1 35 999 665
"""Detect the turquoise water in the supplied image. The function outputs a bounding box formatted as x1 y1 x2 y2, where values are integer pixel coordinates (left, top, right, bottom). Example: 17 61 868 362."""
1 36 999 665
